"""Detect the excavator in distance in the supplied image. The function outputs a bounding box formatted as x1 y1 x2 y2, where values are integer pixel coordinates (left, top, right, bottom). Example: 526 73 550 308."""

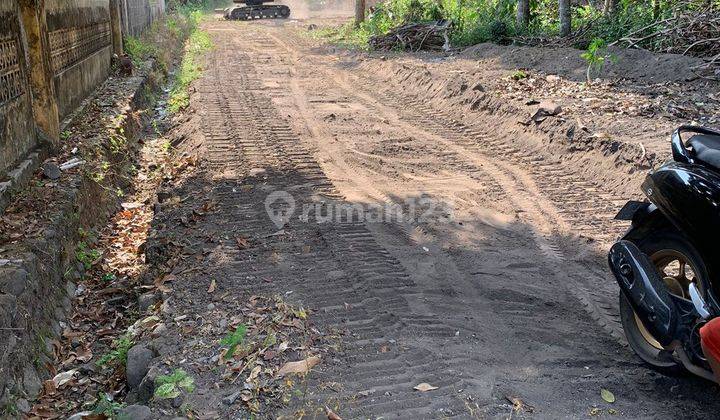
223 0 291 20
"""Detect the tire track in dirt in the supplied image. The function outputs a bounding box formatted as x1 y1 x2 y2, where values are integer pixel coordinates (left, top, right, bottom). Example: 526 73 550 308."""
264 29 625 344
194 27 485 418
162 20 720 419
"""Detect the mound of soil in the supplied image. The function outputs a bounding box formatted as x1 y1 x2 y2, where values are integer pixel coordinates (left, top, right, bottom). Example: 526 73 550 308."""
462 43 710 84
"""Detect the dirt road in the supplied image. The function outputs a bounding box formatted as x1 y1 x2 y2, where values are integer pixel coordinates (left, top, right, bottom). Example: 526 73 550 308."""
147 18 720 418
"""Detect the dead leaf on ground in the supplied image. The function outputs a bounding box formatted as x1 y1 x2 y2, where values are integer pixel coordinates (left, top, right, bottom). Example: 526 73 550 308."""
52 369 77 388
236 236 250 249
413 382 438 392
325 406 342 420
249 365 262 380
72 346 93 363
207 279 216 293
276 356 321 377
42 380 57 395
154 273 176 292
506 395 534 413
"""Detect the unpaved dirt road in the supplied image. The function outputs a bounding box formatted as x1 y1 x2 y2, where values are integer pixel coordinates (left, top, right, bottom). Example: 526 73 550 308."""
150 18 720 418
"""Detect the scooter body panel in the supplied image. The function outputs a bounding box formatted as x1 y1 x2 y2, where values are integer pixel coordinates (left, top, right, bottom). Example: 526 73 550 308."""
642 161 720 296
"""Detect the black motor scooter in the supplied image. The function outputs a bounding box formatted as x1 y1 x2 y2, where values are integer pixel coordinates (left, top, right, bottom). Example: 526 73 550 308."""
609 125 720 381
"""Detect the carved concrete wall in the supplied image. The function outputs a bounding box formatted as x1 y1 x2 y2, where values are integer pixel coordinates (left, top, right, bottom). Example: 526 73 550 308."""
0 0 164 175
120 0 166 38
0 3 35 174
46 0 113 119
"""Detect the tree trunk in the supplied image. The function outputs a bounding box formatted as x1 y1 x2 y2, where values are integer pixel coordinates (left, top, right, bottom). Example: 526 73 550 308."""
559 0 571 37
652 0 661 19
355 0 366 27
602 0 617 15
516 0 530 29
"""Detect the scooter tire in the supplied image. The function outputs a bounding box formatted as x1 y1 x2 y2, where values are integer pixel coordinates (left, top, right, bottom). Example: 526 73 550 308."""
620 228 709 375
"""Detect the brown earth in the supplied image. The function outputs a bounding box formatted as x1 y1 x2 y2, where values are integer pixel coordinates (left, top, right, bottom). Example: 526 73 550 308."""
27 14 720 419
121 16 720 419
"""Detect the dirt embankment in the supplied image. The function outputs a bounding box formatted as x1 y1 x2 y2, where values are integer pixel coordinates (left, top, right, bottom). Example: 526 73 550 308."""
326 40 720 199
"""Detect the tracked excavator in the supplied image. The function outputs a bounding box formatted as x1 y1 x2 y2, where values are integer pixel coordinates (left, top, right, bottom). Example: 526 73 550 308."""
223 0 291 20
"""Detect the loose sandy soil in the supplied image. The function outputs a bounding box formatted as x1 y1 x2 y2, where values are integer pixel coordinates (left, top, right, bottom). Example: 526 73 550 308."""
138 16 720 419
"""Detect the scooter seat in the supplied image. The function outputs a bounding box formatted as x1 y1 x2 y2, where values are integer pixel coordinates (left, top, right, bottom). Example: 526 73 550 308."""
688 134 720 170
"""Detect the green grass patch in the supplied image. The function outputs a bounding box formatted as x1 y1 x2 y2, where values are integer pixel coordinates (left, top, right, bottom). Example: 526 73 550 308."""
310 22 373 50
92 393 125 418
125 36 158 65
96 334 134 368
76 241 101 270
168 23 213 113
154 369 196 399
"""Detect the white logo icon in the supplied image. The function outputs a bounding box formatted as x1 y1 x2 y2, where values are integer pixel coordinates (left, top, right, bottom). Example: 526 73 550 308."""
264 191 295 229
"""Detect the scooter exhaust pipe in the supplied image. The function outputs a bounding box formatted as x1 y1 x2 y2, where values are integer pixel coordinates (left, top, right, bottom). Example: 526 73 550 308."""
609 240 680 347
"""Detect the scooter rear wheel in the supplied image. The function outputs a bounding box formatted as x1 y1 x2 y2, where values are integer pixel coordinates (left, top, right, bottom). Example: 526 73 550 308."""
620 228 709 374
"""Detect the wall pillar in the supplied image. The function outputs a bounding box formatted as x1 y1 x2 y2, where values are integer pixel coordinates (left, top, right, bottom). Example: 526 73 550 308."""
109 0 123 56
18 0 59 147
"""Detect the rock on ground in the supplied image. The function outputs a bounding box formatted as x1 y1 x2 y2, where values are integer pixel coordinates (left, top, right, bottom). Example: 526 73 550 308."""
126 345 154 389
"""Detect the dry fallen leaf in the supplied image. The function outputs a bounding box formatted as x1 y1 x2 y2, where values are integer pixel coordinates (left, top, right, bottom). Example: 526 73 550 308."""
72 346 93 363
236 236 250 249
277 356 321 377
601 388 615 403
207 279 216 293
42 379 57 395
506 395 534 413
154 273 176 293
249 365 262 380
52 369 77 388
413 382 438 392
325 406 342 420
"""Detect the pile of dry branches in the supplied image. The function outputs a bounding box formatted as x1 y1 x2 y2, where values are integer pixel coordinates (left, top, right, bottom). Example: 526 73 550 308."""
369 20 452 52
611 3 720 71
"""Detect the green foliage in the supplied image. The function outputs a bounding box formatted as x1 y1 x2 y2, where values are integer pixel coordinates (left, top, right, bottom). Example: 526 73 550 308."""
154 369 196 399
76 241 101 269
310 22 372 50
220 324 247 360
511 69 528 80
581 37 617 82
96 334 134 368
125 36 157 65
1 400 19 417
93 393 125 417
168 27 213 113
322 0 716 51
